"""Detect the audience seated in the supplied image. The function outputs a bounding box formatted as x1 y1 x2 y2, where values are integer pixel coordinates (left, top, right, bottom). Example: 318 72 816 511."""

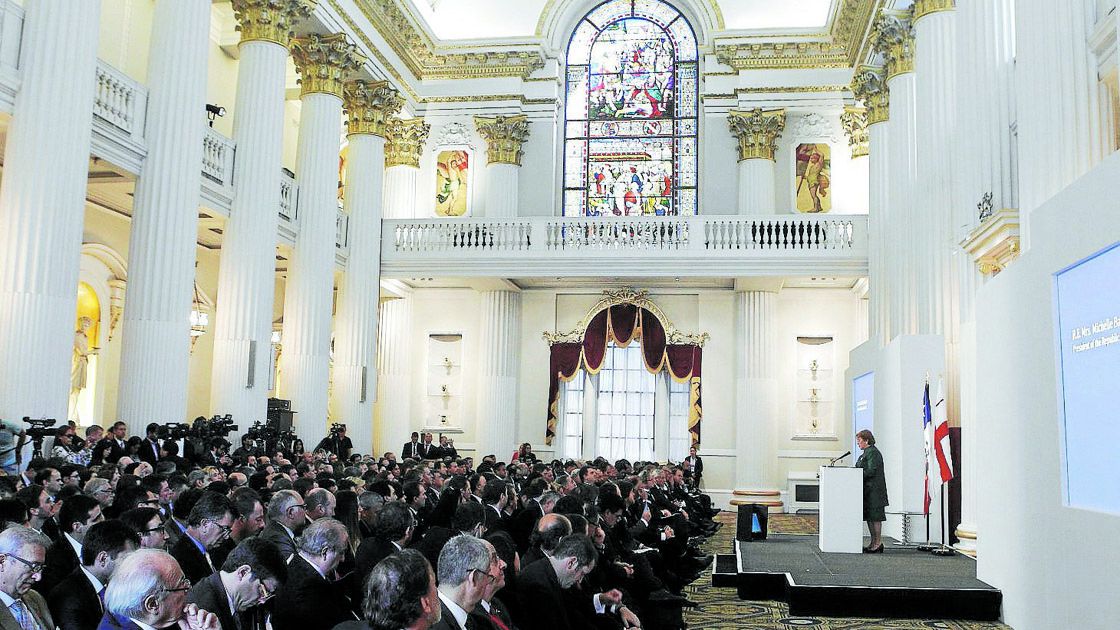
47 519 138 630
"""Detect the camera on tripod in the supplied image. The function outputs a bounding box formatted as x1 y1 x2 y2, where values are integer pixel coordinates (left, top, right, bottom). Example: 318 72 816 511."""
156 422 191 441
329 423 346 437
21 416 56 440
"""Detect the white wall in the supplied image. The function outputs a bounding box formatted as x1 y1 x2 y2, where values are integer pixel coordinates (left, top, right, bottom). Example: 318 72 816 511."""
974 152 1120 629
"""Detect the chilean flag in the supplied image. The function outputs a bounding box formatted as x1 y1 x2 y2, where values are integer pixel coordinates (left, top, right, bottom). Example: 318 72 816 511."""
923 378 956 516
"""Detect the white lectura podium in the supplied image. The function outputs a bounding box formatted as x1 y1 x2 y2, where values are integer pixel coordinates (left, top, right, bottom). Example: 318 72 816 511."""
818 466 863 553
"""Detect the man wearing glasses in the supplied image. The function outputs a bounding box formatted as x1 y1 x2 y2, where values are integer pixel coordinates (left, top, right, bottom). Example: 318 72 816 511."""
259 490 306 562
0 526 53 630
35 495 103 596
271 519 358 630
187 538 288 630
170 493 236 585
14 485 59 544
429 535 495 630
101 549 218 630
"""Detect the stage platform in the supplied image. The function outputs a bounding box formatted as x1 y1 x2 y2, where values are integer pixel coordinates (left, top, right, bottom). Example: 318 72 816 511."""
711 535 1002 621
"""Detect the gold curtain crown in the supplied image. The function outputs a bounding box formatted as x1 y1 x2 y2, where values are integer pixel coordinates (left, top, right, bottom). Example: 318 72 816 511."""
852 64 890 125
727 108 787 162
232 0 316 47
840 106 869 158
873 9 915 79
343 80 403 137
474 115 531 166
385 118 431 168
913 0 955 22
290 33 367 98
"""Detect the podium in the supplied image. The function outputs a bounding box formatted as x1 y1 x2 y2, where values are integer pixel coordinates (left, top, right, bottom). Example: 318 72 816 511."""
819 466 863 553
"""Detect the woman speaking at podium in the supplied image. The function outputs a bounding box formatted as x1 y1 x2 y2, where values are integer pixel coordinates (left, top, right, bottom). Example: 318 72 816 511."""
855 429 888 553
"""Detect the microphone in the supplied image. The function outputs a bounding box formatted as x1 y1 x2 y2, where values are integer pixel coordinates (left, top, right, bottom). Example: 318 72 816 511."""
828 451 851 466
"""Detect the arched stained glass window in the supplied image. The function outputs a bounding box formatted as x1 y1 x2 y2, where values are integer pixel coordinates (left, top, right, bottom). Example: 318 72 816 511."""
564 0 699 217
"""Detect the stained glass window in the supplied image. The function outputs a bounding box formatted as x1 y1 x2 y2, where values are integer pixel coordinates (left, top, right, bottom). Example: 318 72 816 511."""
564 0 698 216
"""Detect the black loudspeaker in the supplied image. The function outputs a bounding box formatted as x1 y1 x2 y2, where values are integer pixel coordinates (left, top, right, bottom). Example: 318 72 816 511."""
266 410 295 432
736 503 769 541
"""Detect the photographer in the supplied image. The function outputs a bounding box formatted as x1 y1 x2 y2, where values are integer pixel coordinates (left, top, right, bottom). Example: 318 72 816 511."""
315 425 353 460
0 418 26 474
232 435 260 463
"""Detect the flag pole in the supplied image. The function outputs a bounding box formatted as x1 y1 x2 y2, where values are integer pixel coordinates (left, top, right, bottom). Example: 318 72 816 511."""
917 374 935 552
932 481 954 556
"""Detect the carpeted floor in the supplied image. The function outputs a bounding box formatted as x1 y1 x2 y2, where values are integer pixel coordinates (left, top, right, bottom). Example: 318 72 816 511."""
681 512 1012 630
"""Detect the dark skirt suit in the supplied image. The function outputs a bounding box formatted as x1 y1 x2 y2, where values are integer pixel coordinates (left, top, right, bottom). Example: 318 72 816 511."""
856 444 889 522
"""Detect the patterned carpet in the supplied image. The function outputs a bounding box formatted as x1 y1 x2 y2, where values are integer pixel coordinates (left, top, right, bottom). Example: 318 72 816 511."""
681 512 1011 630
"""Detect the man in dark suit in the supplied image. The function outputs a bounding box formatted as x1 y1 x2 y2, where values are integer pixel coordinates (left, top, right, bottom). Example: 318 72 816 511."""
418 433 438 460
402 432 422 460
138 423 161 466
356 501 413 585
480 481 510 534
259 490 306 561
98 549 219 630
430 535 495 630
187 538 288 630
272 519 359 630
0 527 55 630
48 520 139 630
169 492 235 584
94 422 129 466
36 493 102 596
684 446 703 488
336 549 440 630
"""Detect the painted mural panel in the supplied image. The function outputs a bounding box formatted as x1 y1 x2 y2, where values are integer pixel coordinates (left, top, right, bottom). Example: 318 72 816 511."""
795 143 832 213
435 149 470 217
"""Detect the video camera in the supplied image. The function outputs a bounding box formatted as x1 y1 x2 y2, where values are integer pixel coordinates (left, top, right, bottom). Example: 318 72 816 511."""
329 423 346 437
156 422 191 441
21 416 56 441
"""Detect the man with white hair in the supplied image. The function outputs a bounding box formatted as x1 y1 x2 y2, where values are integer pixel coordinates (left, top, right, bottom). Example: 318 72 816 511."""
0 526 53 629
429 535 495 630
99 548 218 630
272 519 358 630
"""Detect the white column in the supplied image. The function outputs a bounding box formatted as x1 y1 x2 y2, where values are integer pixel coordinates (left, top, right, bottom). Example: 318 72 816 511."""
475 291 522 459
483 163 520 218
728 108 786 214
376 295 413 453
332 80 404 457
868 117 891 344
383 166 419 219
279 34 364 447
210 4 311 423
475 115 530 218
735 291 779 503
1015 0 1097 249
116 0 209 429
886 78 917 338
0 0 101 422
382 118 430 220
737 161 776 214
912 4 957 337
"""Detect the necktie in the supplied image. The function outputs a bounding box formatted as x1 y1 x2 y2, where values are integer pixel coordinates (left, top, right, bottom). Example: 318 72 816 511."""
8 599 39 630
98 586 106 612
488 612 511 630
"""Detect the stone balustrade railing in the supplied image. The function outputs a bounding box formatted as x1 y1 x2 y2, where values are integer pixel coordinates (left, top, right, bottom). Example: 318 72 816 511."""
202 127 236 188
93 60 147 145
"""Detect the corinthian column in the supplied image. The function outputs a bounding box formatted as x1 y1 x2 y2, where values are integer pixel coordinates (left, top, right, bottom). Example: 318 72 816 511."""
475 115 530 218
332 80 403 456
475 291 522 459
279 33 366 446
210 0 314 423
383 118 430 219
875 9 919 338
376 295 412 454
727 108 786 214
734 291 781 510
853 67 891 344
117 0 210 429
0 0 101 422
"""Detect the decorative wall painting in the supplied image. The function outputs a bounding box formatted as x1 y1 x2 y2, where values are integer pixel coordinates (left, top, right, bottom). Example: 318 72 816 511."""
435 149 470 217
795 143 832 213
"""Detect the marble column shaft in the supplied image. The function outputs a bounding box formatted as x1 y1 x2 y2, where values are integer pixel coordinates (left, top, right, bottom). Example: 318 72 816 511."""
383 166 419 219
735 291 778 491
886 71 918 338
377 296 413 453
117 0 210 429
868 121 891 343
737 160 775 214
484 163 520 218
0 0 101 421
476 291 521 459
332 132 386 456
280 91 345 446
209 39 290 423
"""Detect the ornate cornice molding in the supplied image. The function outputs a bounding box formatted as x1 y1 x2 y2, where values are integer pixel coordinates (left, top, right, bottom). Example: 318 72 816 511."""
474 115 531 166
384 118 431 168
231 0 316 47
290 33 367 98
840 106 869 158
727 108 787 162
873 9 915 79
852 64 889 125
343 80 404 137
354 0 545 81
714 0 883 70
543 288 710 347
913 0 955 22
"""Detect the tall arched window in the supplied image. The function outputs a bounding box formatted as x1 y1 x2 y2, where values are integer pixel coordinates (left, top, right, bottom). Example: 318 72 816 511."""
563 0 698 217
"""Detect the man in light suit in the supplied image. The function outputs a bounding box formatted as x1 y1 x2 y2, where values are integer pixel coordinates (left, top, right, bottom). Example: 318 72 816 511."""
0 527 53 630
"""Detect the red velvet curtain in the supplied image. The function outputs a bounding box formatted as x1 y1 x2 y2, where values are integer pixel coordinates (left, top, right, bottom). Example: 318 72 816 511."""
546 305 703 446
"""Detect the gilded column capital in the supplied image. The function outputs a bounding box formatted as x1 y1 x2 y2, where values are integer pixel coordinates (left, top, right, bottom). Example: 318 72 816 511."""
384 118 431 168
840 106 869 159
727 108 786 162
913 0 955 22
290 33 367 98
873 9 915 80
343 80 403 137
852 65 890 125
474 115 531 166
231 0 316 47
